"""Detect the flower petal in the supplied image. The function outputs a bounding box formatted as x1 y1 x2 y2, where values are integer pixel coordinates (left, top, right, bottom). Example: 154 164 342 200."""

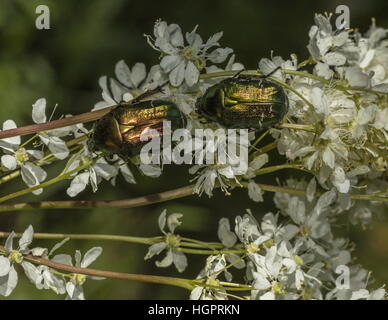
66 172 90 197
167 213 183 233
32 98 47 124
81 247 102 268
130 63 147 88
184 61 199 87
115 60 133 87
1 155 17 170
144 242 168 260
0 265 18 297
19 225 34 251
217 218 237 247
0 256 11 277
169 61 186 87
0 120 20 149
172 251 188 273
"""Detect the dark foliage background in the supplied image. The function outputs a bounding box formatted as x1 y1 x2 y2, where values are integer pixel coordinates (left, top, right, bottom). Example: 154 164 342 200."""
0 0 387 299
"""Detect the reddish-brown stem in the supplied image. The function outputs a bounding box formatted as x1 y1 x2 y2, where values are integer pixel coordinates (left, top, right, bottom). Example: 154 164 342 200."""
0 184 196 212
0 107 115 140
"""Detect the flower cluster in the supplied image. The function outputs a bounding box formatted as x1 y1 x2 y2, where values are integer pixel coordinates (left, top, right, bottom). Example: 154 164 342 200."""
143 199 386 300
0 226 103 300
276 14 387 179
0 13 387 300
146 20 233 87
144 209 188 272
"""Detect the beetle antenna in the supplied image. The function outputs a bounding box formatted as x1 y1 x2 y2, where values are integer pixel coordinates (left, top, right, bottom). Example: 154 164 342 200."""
232 68 245 78
132 81 169 103
261 66 281 79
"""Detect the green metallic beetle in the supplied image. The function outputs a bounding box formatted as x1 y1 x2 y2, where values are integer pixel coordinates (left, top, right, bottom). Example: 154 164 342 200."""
196 74 289 129
89 100 185 158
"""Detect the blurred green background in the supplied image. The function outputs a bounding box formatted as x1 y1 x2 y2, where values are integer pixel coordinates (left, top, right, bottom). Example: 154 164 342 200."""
0 0 387 299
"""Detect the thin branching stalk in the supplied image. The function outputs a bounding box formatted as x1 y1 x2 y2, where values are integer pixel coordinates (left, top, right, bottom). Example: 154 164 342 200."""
0 183 303 212
0 231 245 254
0 245 194 290
0 231 161 245
0 184 196 211
283 70 388 96
1 181 386 212
254 164 316 176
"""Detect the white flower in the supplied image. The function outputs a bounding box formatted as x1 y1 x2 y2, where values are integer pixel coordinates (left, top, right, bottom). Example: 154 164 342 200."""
234 211 298 254
190 255 229 300
277 240 309 290
55 247 104 300
0 226 42 297
144 210 188 273
66 157 135 197
217 218 237 248
250 246 284 298
243 153 269 202
190 131 248 197
373 107 388 130
32 98 70 160
307 13 354 65
93 62 167 110
0 120 47 194
34 239 69 295
200 54 244 93
281 193 334 240
258 54 298 81
260 213 299 243
147 20 233 87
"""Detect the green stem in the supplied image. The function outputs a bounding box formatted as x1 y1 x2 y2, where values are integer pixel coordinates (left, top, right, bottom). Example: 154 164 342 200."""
180 237 226 249
192 279 253 292
20 134 38 148
279 123 316 132
249 129 270 152
283 70 388 96
0 135 87 185
177 247 244 255
249 141 278 159
0 231 161 245
254 164 316 176
349 193 388 201
0 157 96 203
269 77 315 109
0 245 194 290
0 231 246 254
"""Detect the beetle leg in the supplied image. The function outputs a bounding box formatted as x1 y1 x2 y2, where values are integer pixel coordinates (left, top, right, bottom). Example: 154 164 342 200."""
260 66 282 79
232 69 246 78
132 81 169 103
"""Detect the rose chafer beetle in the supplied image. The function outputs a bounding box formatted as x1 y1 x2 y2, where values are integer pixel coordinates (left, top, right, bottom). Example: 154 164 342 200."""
196 72 288 129
89 100 185 158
